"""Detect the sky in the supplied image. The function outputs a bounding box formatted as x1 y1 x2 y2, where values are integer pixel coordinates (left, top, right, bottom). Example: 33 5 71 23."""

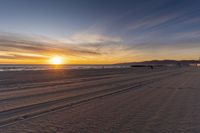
0 0 200 64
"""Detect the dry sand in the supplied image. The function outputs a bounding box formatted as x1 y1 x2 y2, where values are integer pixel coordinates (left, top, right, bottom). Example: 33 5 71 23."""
0 67 199 133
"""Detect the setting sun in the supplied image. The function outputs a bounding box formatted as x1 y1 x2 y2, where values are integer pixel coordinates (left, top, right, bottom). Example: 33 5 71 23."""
49 56 64 65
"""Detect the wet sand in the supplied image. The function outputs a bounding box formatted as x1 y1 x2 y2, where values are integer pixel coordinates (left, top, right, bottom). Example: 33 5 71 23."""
0 67 199 133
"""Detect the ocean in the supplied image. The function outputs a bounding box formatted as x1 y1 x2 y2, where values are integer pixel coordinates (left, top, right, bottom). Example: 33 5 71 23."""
0 64 129 72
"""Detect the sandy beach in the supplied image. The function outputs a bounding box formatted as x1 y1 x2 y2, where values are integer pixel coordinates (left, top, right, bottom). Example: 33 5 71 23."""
0 67 199 133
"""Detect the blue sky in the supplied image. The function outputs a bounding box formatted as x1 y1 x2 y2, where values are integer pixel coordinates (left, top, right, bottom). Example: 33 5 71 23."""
0 0 200 64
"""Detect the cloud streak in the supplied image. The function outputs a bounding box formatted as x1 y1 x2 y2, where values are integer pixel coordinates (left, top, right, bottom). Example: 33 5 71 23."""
0 32 131 64
0 33 103 55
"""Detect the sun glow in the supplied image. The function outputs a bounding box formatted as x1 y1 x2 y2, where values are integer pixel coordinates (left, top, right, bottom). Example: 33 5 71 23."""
49 56 64 65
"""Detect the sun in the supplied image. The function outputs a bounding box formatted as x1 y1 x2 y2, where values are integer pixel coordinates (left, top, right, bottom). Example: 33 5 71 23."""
49 56 64 65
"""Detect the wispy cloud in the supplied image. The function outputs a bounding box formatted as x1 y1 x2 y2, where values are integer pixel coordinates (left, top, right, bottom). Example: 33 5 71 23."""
0 32 132 64
0 32 104 55
61 32 122 44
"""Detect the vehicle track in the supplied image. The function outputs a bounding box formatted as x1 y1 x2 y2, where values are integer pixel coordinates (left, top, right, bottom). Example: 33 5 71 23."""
0 68 180 100
0 69 183 112
0 68 169 92
0 70 184 128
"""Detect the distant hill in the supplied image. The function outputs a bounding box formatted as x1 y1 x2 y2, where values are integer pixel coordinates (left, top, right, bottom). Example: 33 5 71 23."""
116 60 199 66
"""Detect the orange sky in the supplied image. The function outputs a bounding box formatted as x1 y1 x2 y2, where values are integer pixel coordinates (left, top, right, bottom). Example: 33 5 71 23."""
0 33 199 65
